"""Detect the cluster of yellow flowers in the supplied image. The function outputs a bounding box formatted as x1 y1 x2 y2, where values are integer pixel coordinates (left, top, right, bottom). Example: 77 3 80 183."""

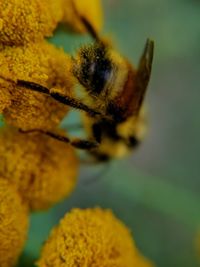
0 0 103 45
0 1 155 267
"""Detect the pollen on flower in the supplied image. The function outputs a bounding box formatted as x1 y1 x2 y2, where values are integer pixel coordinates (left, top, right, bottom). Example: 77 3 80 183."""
0 18 3 31
0 127 78 211
62 0 103 34
0 86 11 113
0 0 64 45
0 0 103 46
0 41 75 130
0 178 29 267
37 208 154 267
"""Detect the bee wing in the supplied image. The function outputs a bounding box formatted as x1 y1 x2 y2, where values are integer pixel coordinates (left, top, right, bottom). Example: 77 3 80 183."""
133 39 154 115
137 39 154 87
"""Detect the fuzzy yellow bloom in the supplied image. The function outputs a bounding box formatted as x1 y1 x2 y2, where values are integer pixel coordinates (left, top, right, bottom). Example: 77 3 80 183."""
0 0 103 46
0 0 64 45
62 0 103 34
37 208 154 267
0 127 78 211
0 41 74 130
0 178 29 267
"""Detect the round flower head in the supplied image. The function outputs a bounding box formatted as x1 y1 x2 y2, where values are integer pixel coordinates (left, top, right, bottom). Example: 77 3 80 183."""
37 208 154 267
0 127 78 211
0 0 64 45
0 41 74 130
62 0 103 34
0 178 29 267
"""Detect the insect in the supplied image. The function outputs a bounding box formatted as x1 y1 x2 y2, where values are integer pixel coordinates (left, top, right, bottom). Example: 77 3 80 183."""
74 36 153 162
0 11 154 162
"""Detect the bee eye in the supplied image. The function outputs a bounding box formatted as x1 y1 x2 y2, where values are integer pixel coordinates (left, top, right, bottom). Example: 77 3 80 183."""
91 60 112 94
74 45 113 95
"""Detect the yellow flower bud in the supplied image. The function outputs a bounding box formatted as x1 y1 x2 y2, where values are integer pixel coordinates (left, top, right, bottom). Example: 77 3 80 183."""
0 127 78 211
0 178 29 267
0 41 74 130
37 208 154 267
0 0 64 45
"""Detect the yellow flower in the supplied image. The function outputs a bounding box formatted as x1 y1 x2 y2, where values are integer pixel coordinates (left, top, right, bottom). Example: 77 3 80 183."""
0 0 103 127
0 41 74 130
0 0 64 45
0 0 103 46
62 0 103 34
0 127 78 211
37 208 154 267
0 178 29 267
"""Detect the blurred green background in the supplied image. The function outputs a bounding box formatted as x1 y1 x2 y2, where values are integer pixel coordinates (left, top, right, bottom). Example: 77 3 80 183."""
7 0 199 266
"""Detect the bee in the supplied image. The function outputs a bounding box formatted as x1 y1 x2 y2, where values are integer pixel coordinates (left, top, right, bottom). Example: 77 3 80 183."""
0 12 154 162
73 35 154 162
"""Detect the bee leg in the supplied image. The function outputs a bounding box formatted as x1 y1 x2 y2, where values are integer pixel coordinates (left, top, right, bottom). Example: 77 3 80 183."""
49 91 101 117
19 129 99 150
92 122 102 143
16 79 102 117
71 139 99 150
17 80 49 94
0 76 110 119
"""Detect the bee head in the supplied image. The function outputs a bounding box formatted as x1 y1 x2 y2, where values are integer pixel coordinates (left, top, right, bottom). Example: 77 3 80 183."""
73 39 154 124
72 43 113 96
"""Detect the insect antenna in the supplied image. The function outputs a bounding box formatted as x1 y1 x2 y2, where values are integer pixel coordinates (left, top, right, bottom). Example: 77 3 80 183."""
0 75 104 117
71 1 102 43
